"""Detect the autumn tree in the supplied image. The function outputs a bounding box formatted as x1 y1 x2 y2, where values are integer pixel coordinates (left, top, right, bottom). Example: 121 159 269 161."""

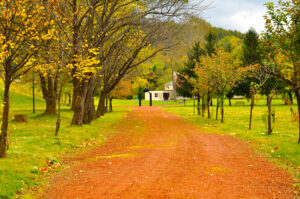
203 31 217 118
0 0 52 157
93 0 205 118
261 0 300 142
194 49 243 123
34 0 61 115
50 0 205 125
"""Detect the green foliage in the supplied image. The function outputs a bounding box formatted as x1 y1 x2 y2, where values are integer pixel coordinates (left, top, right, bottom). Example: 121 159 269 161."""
213 27 244 40
263 1 299 63
204 31 218 57
232 28 262 98
260 77 286 96
177 41 205 97
261 0 300 143
241 28 262 66
218 35 242 55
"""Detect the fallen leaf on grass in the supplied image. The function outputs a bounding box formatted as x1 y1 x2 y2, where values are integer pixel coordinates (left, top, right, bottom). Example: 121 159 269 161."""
39 168 48 173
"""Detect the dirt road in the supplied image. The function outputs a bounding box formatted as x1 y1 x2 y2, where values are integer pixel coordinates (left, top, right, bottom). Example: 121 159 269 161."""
43 106 295 199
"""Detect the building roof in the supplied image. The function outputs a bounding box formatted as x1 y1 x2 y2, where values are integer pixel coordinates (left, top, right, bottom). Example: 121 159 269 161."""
164 81 173 86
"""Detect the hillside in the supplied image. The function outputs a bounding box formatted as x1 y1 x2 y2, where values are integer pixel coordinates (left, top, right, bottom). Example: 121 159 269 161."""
0 81 45 115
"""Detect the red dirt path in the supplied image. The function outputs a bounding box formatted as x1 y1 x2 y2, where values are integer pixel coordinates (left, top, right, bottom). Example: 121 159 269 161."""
42 106 296 199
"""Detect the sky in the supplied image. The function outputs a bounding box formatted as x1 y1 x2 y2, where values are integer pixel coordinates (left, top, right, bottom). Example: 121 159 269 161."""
201 0 276 33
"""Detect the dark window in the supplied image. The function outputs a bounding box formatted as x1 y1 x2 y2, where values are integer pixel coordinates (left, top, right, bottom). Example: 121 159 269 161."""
155 93 158 98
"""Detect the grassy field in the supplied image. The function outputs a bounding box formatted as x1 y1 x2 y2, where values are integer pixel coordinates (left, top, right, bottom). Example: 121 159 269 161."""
0 83 130 199
161 97 300 190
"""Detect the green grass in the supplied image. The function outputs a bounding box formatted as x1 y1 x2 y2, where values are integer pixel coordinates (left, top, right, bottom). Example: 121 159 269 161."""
0 82 130 199
161 97 300 190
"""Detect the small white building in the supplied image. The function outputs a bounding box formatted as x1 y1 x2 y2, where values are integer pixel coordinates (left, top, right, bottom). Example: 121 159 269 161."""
145 81 174 101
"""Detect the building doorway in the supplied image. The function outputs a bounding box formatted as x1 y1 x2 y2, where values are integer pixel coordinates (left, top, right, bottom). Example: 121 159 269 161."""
163 93 170 101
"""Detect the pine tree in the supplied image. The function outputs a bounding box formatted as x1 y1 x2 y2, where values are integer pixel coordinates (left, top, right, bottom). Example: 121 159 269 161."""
177 41 205 97
241 28 262 130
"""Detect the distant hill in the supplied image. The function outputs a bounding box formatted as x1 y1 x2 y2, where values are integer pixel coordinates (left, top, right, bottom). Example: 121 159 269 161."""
213 27 244 40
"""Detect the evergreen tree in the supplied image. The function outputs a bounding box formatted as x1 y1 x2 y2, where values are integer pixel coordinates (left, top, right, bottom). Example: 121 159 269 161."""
232 28 262 98
177 41 205 97
204 31 217 57
242 28 262 66
240 28 262 129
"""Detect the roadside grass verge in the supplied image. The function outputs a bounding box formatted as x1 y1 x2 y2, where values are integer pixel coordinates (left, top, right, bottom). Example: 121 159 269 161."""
161 98 300 191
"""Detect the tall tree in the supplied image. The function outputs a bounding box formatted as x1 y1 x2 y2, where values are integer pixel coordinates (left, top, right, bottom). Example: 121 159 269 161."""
261 0 300 142
204 31 217 118
241 28 262 130
177 41 205 115
194 49 243 123
0 0 51 158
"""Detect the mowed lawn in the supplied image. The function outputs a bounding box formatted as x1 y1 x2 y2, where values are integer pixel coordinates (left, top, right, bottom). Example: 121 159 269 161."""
0 83 130 199
161 97 300 190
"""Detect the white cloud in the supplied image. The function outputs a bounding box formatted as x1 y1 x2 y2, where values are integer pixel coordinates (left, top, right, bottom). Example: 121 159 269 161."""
200 0 275 33
226 9 267 33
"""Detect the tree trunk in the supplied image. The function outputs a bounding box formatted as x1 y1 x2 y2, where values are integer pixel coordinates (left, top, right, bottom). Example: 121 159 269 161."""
221 96 224 123
249 92 254 130
207 93 211 119
267 94 272 135
216 95 219 120
45 98 56 115
229 98 232 106
201 96 205 117
68 93 71 105
71 78 88 126
55 88 62 136
0 81 10 158
288 91 293 105
83 77 96 124
109 98 113 112
33 72 35 114
295 89 300 143
83 92 93 124
83 92 95 124
197 94 200 115
39 74 57 115
96 91 107 118
193 95 195 115
105 95 108 114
